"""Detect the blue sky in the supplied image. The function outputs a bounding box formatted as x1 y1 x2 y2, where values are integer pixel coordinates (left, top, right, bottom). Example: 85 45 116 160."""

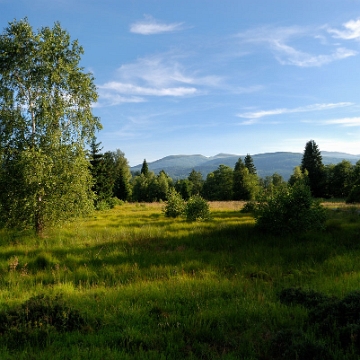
1 0 360 165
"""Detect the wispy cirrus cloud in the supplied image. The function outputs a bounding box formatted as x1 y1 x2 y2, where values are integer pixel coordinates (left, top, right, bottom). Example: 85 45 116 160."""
238 25 356 67
100 82 197 97
237 102 353 120
130 15 184 35
272 42 355 67
328 18 360 40
316 117 360 127
114 55 222 87
92 93 145 108
97 54 223 106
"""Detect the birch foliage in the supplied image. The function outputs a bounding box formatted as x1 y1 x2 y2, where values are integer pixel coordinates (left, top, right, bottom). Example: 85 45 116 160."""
0 19 101 234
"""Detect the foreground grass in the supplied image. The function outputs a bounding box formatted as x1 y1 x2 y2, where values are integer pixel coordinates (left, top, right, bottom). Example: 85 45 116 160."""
0 201 359 359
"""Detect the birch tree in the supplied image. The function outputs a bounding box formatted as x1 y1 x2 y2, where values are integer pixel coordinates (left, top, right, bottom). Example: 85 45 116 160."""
0 19 101 234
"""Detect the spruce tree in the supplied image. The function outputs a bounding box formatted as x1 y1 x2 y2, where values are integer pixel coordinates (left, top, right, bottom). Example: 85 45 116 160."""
203 165 233 200
141 159 149 176
188 169 204 196
301 140 325 197
244 154 257 175
233 158 258 200
89 138 114 207
111 150 132 201
233 158 248 200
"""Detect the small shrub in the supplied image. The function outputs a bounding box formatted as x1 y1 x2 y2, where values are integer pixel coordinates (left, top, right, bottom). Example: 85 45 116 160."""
95 197 122 210
255 183 326 235
96 200 111 211
346 185 360 203
184 195 211 221
108 197 124 207
163 189 185 218
240 201 258 213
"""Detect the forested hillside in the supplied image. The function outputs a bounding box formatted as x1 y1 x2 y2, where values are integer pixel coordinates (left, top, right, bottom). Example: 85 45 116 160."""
131 152 359 180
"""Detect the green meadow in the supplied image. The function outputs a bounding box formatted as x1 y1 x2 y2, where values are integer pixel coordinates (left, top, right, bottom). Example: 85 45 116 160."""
0 201 360 359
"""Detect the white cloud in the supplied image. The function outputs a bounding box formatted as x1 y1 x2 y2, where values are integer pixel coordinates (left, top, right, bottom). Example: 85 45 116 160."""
232 85 263 94
238 102 353 119
310 138 360 155
130 15 184 35
328 19 360 40
273 43 355 67
320 117 360 127
116 55 223 88
99 81 197 97
97 54 224 106
93 92 145 107
238 25 357 67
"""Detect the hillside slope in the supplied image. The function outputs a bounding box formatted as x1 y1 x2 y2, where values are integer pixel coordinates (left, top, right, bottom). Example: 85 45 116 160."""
131 152 359 180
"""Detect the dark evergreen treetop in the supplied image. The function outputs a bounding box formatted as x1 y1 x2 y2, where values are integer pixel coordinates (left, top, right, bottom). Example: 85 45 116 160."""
301 140 323 173
90 137 103 164
141 159 149 176
234 157 246 172
188 169 204 196
89 137 115 206
300 140 325 197
111 149 132 201
244 154 257 175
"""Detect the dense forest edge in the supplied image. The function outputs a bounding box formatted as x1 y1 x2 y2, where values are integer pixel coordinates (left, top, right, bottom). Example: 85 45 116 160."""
130 151 360 181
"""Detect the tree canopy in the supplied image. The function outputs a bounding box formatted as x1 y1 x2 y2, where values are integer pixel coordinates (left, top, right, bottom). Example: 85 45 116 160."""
301 140 325 197
244 154 257 175
0 19 101 234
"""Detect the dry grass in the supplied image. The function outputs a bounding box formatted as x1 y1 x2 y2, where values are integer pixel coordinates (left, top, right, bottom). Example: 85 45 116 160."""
209 201 246 211
321 201 360 210
126 201 247 212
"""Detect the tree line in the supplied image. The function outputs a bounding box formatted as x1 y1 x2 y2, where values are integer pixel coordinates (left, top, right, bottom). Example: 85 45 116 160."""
91 139 360 206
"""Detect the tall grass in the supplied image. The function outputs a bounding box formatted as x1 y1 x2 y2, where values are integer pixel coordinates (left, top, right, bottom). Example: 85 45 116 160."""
0 201 359 358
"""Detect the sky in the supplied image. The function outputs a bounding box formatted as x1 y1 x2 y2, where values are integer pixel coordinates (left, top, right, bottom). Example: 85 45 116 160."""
1 0 360 166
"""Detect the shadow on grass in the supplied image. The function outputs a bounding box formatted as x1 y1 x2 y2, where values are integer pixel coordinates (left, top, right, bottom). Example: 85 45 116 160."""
0 207 359 288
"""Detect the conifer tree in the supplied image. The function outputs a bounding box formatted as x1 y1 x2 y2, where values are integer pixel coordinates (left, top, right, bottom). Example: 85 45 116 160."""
301 140 325 197
89 138 115 208
203 165 233 200
141 159 149 176
233 158 259 200
188 169 204 196
244 154 257 175
111 149 132 201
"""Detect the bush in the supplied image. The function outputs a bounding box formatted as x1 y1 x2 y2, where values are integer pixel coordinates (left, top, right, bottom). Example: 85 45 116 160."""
255 183 326 235
163 189 185 218
184 195 211 221
346 185 360 203
240 201 258 213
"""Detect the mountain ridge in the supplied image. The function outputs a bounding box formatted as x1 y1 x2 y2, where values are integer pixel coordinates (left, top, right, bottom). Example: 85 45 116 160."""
131 151 360 181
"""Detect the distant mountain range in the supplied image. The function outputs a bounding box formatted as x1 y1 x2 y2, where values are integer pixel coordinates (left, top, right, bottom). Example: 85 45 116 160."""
131 152 360 181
